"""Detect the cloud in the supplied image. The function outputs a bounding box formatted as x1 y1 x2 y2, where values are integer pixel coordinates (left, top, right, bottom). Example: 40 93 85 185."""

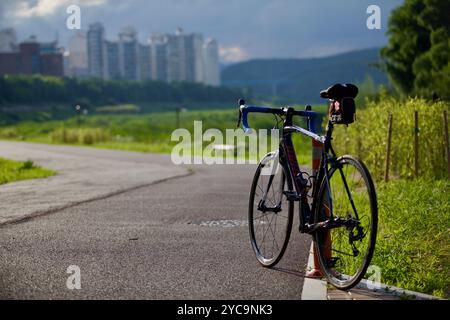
11 0 107 18
0 0 404 61
219 46 250 63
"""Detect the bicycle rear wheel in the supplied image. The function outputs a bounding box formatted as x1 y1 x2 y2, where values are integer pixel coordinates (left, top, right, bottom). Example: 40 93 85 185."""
249 154 294 267
313 155 377 290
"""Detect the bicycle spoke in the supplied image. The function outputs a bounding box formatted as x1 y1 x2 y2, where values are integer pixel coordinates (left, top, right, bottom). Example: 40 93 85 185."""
250 160 293 266
315 156 377 290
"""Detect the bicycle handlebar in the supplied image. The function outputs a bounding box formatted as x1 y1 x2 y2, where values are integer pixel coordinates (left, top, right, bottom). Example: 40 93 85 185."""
237 99 318 133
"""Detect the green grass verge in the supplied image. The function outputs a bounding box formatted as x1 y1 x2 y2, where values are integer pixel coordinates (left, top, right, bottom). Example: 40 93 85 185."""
372 178 449 298
0 158 55 185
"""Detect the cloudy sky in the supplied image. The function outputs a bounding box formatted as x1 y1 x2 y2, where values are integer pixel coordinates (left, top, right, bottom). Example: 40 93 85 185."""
0 0 404 63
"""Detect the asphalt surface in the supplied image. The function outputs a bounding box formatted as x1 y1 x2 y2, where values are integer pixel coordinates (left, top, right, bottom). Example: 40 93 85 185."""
0 141 188 224
0 144 311 299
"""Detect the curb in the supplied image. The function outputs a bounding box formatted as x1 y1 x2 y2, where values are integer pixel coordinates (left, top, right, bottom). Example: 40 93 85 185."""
351 279 445 300
301 242 444 300
301 243 327 300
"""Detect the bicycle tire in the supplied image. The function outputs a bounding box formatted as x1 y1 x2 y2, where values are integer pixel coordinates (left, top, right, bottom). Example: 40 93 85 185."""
249 154 294 267
313 155 378 290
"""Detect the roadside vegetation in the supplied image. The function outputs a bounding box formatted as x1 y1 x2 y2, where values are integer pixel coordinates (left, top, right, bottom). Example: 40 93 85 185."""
375 179 449 298
332 97 449 298
355 0 449 297
0 105 327 165
0 158 55 185
332 96 449 180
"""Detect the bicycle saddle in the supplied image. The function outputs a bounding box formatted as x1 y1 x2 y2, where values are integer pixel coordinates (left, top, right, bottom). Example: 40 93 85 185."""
320 83 359 100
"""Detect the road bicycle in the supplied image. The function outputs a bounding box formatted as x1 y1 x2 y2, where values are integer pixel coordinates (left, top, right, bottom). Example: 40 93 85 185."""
237 84 377 290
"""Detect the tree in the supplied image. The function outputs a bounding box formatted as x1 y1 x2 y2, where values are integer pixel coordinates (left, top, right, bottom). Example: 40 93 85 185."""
381 0 450 98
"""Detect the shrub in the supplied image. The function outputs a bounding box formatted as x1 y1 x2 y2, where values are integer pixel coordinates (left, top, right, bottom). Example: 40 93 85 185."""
332 97 449 181
51 128 111 145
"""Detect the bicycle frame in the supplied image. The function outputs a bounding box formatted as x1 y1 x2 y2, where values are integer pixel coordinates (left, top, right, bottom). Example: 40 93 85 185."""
279 107 333 234
239 104 360 234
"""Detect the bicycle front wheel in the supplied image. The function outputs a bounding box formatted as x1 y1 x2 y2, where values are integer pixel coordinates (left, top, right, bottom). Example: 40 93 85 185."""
249 154 293 267
314 155 377 290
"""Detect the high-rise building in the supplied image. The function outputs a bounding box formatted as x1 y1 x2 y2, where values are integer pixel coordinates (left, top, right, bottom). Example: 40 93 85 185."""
203 38 220 86
67 32 88 78
138 43 152 81
87 22 105 78
0 28 17 53
118 27 140 81
149 30 218 85
103 40 120 80
150 34 168 82
166 30 186 82
82 24 221 85
184 33 204 83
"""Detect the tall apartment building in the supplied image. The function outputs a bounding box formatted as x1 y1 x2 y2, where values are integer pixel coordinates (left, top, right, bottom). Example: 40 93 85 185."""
149 34 168 82
82 24 220 86
150 30 209 84
166 32 186 82
184 33 204 83
203 38 220 86
87 22 105 78
103 40 120 80
67 32 88 78
118 27 140 81
138 43 152 81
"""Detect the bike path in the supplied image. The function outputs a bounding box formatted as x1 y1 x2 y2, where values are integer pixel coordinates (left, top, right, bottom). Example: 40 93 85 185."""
0 142 311 299
0 141 188 225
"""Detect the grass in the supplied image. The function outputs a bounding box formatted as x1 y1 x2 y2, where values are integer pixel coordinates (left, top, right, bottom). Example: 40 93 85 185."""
0 105 328 165
372 179 449 298
95 104 140 114
332 97 449 181
0 158 55 185
327 97 449 297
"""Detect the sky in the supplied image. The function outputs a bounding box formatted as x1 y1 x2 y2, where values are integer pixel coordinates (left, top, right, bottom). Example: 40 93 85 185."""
0 0 404 63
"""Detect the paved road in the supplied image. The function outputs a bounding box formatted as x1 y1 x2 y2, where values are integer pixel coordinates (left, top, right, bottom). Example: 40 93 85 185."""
0 141 188 224
0 142 310 299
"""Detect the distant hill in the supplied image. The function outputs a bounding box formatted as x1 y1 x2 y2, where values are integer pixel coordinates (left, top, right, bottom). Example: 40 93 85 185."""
221 48 387 104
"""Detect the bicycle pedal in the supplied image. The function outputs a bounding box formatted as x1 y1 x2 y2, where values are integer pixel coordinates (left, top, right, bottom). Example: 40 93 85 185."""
283 191 300 201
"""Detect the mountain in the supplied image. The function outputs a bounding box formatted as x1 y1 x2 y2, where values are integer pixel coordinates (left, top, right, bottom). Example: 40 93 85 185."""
221 48 387 104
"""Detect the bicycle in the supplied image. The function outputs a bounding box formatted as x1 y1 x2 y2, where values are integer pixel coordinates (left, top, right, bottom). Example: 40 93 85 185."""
237 83 378 290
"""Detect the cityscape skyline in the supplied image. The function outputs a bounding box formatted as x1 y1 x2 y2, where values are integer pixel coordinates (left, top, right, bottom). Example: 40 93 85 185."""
84 23 220 85
0 0 404 63
0 24 221 87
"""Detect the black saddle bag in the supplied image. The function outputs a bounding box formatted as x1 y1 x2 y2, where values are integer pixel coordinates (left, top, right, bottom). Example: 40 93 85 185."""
328 97 356 125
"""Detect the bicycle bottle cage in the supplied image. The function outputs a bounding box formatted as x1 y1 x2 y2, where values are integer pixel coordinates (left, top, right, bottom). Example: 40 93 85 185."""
320 83 358 125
